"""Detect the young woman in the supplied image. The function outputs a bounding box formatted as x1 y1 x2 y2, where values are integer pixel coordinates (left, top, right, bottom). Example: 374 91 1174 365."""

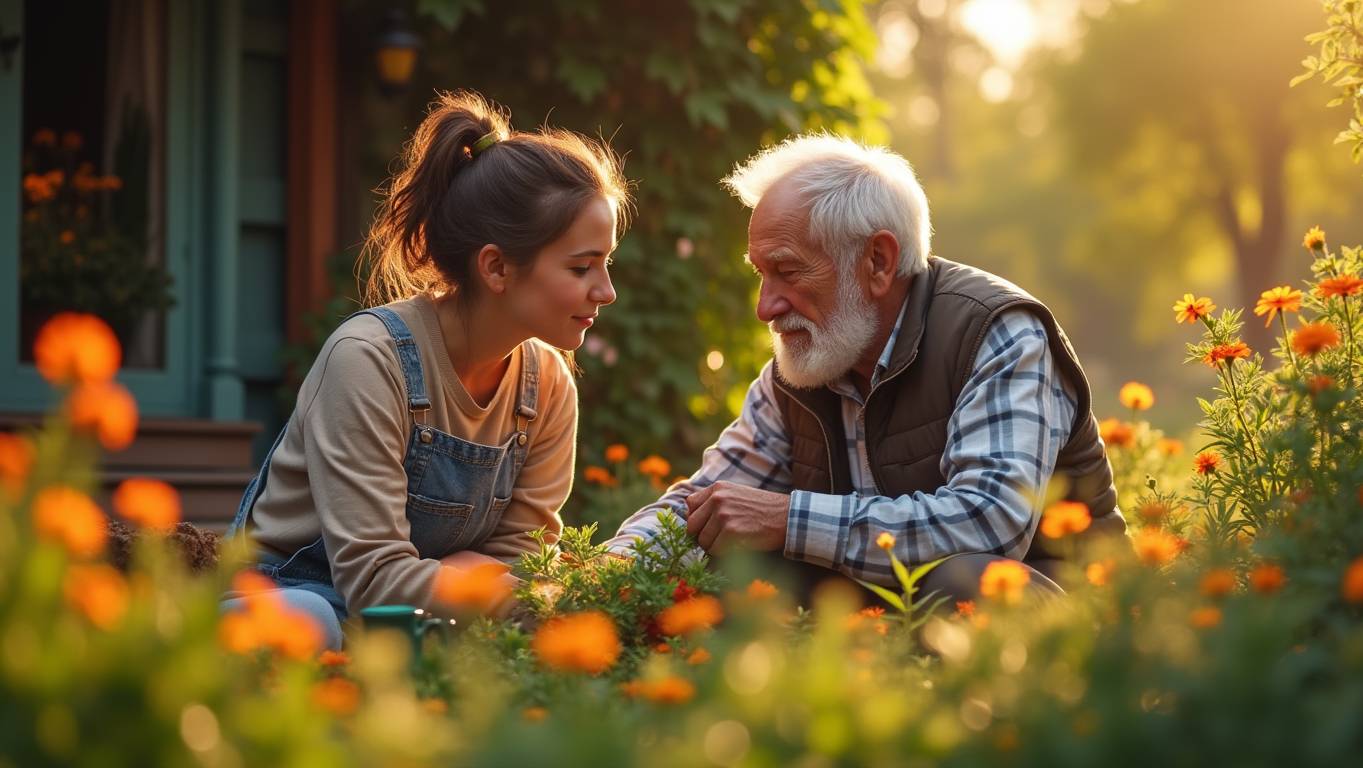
223 91 630 649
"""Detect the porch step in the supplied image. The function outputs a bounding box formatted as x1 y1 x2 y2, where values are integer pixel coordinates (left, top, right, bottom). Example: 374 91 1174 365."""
101 469 257 533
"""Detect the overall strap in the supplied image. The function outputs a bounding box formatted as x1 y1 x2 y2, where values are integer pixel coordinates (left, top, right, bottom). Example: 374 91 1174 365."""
509 342 542 471
354 306 431 423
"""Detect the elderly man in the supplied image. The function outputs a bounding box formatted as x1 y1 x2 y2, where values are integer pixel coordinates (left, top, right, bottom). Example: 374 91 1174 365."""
607 135 1124 600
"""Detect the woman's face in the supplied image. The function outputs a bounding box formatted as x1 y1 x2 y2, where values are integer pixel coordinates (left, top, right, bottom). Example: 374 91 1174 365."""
505 196 618 350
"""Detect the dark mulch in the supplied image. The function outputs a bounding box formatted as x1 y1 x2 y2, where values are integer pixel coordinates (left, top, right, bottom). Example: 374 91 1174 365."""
106 519 222 575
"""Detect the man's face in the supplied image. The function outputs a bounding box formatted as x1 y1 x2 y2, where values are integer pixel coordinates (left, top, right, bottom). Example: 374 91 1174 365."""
746 180 877 389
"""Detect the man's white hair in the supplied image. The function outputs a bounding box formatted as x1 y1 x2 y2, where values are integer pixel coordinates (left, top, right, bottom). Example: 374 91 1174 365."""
722 134 932 278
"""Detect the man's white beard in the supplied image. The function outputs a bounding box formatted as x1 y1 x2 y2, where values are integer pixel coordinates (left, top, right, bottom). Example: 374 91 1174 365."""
770 270 878 390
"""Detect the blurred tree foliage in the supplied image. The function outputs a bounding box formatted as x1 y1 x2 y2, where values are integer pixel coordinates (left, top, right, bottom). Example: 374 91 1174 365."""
340 0 885 520
1294 0 1363 166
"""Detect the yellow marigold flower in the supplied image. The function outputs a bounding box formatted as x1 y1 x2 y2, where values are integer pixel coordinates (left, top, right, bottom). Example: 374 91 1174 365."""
1193 451 1221 475
1315 274 1363 299
112 477 181 532
745 579 778 600
311 677 360 716
657 595 724 636
1199 568 1236 598
1132 528 1182 566
979 560 1030 605
433 561 512 615
1173 294 1216 324
1189 605 1222 629
1202 342 1251 368
1098 418 1134 449
582 465 617 487
522 706 548 722
637 455 671 478
1118 381 1154 411
876 531 895 550
1252 285 1303 327
1292 321 1341 357
318 650 350 667
531 611 621 674
1249 563 1286 594
686 647 712 665
63 564 129 630
1085 559 1115 587
33 485 107 558
1157 438 1184 457
33 312 122 385
604 443 629 463
1040 500 1091 539
0 432 35 501
1302 226 1326 251
1342 556 1363 604
68 381 139 451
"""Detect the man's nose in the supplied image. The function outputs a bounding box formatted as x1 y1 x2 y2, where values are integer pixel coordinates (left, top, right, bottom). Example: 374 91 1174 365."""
755 282 792 323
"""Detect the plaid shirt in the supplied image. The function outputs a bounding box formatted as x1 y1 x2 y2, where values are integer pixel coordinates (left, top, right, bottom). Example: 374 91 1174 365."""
606 304 1078 587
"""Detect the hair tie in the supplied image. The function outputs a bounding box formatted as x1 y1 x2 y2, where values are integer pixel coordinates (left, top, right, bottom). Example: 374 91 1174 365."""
471 132 500 157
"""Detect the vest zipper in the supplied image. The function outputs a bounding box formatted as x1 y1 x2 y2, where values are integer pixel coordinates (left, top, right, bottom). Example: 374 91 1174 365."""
861 347 920 495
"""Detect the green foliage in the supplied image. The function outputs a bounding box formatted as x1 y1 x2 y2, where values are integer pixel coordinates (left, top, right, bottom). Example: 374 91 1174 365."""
1294 0 1363 164
364 0 886 525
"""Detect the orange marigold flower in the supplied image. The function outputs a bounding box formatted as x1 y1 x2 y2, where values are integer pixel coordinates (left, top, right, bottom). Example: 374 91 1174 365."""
637 455 671 478
318 649 350 667
1315 274 1363 298
102 175 123 191
1199 568 1236 598
745 579 778 600
1202 342 1251 368
0 432 35 501
1098 418 1135 449
1291 321 1341 357
1040 500 1091 539
979 560 1030 605
1136 501 1172 526
1193 451 1221 475
219 572 324 659
1342 556 1363 604
876 531 895 550
686 647 712 665
1132 528 1181 566
1157 438 1184 457
1085 559 1115 587
604 443 629 463
522 706 549 722
1308 375 1335 395
111 477 181 532
63 564 129 630
532 611 621 674
59 230 76 245
33 485 107 558
1189 605 1222 629
422 698 449 716
624 676 696 704
1252 285 1303 327
956 600 976 617
61 131 83 151
1118 381 1154 411
1249 563 1286 594
1173 294 1216 324
1302 226 1326 251
33 312 122 385
22 173 56 203
67 381 139 451
433 561 513 615
657 595 724 636
33 128 57 146
582 465 617 487
311 677 361 716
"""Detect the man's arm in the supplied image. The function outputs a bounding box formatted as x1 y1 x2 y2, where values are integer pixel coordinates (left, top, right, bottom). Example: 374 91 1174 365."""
785 310 1078 585
605 361 794 554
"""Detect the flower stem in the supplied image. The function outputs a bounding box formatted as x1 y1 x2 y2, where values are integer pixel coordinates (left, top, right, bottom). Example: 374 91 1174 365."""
1278 313 1298 371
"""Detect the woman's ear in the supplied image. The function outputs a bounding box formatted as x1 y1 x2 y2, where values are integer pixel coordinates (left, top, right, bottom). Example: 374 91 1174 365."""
475 244 510 294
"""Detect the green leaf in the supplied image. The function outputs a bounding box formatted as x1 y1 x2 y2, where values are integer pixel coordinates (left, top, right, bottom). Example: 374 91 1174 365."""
557 56 608 103
855 579 906 612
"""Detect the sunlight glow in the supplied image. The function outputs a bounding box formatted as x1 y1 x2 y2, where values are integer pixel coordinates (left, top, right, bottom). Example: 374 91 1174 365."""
959 0 1040 69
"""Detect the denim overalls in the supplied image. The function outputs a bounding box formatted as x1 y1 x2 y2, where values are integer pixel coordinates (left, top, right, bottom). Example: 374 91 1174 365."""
223 306 539 647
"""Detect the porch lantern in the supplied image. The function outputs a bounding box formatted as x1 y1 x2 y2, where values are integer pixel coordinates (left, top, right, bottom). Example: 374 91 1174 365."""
374 10 420 95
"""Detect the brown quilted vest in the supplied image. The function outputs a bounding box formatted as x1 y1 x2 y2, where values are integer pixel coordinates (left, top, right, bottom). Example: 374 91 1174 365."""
772 257 1124 570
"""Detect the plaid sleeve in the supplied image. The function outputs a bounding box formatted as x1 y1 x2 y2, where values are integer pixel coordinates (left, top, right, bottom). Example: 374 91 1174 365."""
784 309 1078 585
605 361 794 554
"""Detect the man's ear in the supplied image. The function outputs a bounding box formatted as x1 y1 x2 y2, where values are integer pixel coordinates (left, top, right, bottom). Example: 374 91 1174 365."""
475 244 510 294
863 230 901 298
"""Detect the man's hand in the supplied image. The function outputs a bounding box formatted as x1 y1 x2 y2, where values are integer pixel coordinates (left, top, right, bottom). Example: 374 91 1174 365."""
684 481 791 552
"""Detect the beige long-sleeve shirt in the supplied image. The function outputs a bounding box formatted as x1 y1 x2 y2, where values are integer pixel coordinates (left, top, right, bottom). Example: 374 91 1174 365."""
247 294 575 613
